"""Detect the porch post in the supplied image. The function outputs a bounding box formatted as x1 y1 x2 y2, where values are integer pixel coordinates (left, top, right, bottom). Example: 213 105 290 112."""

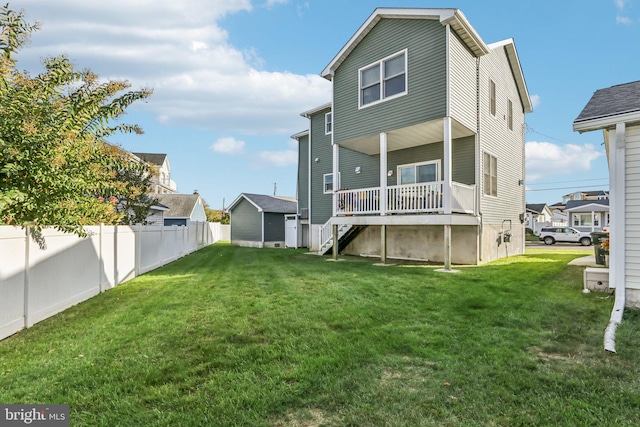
380 132 387 216
332 223 338 260
380 224 387 264
443 117 452 214
332 142 339 217
444 224 452 270
591 210 595 232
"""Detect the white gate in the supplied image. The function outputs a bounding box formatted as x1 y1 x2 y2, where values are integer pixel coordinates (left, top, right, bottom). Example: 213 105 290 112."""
285 215 297 248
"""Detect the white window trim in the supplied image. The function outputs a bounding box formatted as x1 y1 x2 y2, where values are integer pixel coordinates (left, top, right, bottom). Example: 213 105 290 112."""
489 79 496 117
325 112 332 135
396 160 441 185
483 151 498 197
573 213 600 227
323 172 341 194
358 49 408 109
507 99 513 131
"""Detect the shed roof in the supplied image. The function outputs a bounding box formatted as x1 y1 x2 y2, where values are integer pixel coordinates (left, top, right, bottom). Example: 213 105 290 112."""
573 80 640 132
228 193 297 214
154 194 200 218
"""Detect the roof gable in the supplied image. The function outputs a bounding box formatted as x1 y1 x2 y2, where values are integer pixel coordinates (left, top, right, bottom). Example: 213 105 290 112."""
154 194 200 218
228 193 297 214
487 39 532 114
565 199 610 212
573 80 640 132
321 8 489 80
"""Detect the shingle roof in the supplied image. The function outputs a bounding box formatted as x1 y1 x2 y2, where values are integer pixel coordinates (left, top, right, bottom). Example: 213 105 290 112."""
230 193 297 213
574 80 640 124
526 203 547 214
154 194 200 218
132 152 167 166
565 199 609 211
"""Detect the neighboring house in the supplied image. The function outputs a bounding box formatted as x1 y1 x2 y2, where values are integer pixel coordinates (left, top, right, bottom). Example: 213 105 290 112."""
132 152 177 194
154 193 206 226
293 8 532 266
573 80 640 310
525 203 552 234
145 200 170 226
227 193 297 248
564 199 609 233
561 190 609 203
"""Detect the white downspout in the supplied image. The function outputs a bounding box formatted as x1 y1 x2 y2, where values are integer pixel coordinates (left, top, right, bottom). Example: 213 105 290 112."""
604 122 626 353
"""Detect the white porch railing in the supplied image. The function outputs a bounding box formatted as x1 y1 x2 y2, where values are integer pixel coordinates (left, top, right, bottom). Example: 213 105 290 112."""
451 182 476 214
335 181 476 216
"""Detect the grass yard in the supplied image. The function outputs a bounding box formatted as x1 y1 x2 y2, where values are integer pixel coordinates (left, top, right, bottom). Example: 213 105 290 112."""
1 243 640 426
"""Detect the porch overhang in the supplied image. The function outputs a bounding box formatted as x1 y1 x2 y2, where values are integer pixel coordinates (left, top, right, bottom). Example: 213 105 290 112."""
332 213 480 227
337 118 475 155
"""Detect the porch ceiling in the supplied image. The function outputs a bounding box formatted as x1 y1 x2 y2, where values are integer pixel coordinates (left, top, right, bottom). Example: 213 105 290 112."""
338 118 475 155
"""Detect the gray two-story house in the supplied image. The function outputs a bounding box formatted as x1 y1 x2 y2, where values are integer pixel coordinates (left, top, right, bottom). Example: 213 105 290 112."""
294 8 532 266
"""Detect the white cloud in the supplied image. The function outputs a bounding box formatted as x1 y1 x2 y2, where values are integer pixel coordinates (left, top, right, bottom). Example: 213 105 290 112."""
210 137 246 154
16 0 331 135
615 0 627 10
525 141 604 181
617 15 633 24
530 94 541 109
256 150 298 167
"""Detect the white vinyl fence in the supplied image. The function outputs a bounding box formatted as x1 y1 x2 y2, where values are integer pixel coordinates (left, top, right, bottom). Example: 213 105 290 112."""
0 221 230 341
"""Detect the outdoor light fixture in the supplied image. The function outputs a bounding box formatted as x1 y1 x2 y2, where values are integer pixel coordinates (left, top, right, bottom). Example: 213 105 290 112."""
387 170 393 177
314 158 320 162
355 166 361 174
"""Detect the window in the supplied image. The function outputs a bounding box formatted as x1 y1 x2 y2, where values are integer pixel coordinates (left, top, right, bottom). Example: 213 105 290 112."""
489 80 496 116
325 112 332 135
359 50 407 107
573 213 599 227
397 160 440 185
323 173 336 194
507 99 513 131
483 152 497 196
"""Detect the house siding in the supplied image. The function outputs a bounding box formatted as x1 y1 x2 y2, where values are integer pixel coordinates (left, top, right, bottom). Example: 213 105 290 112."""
448 29 477 131
333 18 447 145
264 212 285 242
339 146 380 190
626 124 640 290
230 199 262 242
478 45 526 226
310 108 334 225
297 134 309 214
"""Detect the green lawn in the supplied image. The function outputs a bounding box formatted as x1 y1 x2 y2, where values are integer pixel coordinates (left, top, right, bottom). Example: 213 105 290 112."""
1 243 639 426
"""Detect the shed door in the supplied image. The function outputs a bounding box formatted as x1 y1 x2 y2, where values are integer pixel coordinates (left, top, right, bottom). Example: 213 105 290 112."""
285 215 297 248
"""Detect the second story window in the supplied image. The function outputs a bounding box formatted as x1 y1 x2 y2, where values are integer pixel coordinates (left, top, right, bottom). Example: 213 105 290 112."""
489 80 496 116
483 152 497 197
359 50 407 108
325 112 332 134
507 99 513 131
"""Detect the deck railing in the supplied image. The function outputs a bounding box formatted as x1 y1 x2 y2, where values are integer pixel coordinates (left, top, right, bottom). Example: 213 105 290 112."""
335 181 476 216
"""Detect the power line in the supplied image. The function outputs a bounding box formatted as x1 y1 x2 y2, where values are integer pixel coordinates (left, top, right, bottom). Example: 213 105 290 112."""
526 185 609 192
526 177 609 186
526 125 605 154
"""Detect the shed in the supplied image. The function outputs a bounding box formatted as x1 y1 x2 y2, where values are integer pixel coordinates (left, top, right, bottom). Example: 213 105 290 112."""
228 193 297 248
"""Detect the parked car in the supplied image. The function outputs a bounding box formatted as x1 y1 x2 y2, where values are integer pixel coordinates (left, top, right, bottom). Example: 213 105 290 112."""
538 227 592 246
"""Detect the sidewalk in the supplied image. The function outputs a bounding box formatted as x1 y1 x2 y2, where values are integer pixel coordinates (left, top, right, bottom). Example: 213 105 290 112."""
568 254 600 267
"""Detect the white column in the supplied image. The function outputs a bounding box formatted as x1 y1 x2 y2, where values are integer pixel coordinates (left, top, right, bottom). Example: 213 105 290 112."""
591 211 595 232
380 132 388 216
332 142 339 217
443 117 452 214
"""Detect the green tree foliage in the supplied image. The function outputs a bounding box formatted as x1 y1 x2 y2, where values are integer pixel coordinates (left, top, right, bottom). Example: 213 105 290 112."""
203 199 229 224
0 4 153 237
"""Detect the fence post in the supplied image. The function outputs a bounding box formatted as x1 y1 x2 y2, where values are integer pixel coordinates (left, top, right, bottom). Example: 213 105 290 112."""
23 224 30 328
135 224 142 277
99 223 104 293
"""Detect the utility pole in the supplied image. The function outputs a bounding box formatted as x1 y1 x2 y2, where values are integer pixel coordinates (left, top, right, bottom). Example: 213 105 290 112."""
273 182 277 196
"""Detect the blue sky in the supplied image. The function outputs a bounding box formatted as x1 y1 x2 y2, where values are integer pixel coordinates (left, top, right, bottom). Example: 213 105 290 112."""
13 0 640 208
